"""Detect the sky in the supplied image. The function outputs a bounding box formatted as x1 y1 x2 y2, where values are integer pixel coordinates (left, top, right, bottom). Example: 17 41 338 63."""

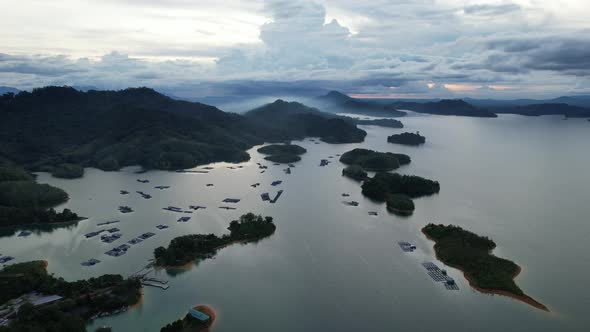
1 0 589 100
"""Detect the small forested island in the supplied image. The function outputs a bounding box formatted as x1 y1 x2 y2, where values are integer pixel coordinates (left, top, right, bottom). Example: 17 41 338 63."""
257 144 307 163
342 165 368 181
385 194 415 214
422 224 548 311
154 213 276 267
0 261 142 331
387 132 426 146
160 305 216 332
46 163 85 179
360 172 440 214
0 162 81 229
353 118 403 128
339 148 411 171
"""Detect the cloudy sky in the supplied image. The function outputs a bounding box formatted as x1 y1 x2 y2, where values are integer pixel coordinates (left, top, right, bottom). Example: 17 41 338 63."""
1 0 589 99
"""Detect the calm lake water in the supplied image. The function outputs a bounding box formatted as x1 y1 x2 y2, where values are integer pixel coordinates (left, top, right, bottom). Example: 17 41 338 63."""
2 114 589 331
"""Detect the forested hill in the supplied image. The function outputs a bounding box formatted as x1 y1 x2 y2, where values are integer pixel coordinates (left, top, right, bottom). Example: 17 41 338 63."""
245 99 367 143
0 87 367 174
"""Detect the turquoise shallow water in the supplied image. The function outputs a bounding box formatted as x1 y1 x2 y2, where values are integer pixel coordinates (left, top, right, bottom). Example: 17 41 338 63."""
2 114 589 331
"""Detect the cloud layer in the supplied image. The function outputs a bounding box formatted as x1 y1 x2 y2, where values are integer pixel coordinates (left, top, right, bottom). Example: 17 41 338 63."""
0 0 589 99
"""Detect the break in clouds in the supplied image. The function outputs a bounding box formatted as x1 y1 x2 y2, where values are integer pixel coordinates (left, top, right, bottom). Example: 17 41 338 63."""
0 0 589 99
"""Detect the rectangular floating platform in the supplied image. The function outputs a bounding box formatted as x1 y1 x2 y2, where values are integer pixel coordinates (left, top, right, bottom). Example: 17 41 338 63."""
398 242 417 252
156 225 169 230
219 206 237 210
261 193 270 201
177 217 191 222
154 186 170 190
271 180 283 186
81 258 101 266
128 238 143 245
270 190 284 204
422 261 459 290
97 220 120 226
222 198 241 203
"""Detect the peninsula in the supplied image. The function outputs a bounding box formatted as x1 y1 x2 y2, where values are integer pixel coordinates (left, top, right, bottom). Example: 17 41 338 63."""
422 224 548 311
154 213 276 267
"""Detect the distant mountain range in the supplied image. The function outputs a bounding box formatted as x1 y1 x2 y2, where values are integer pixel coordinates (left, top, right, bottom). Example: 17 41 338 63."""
0 86 19 95
315 91 590 118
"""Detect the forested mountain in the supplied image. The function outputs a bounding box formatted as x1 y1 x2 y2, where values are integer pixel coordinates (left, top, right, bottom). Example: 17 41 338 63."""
0 87 368 174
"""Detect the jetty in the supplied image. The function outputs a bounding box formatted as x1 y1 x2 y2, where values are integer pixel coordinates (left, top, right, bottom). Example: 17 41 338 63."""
270 190 284 203
136 191 152 199
222 198 241 203
163 206 182 212
97 220 120 226
141 280 169 290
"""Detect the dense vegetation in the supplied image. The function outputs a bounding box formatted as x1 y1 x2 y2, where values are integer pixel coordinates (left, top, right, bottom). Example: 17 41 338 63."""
0 88 370 174
154 213 276 266
361 172 440 201
385 194 415 214
342 165 368 181
359 172 439 214
257 144 306 164
48 163 85 179
422 224 524 296
387 132 426 146
0 261 141 332
257 144 307 156
339 148 410 171
353 118 403 128
246 100 367 143
0 162 80 228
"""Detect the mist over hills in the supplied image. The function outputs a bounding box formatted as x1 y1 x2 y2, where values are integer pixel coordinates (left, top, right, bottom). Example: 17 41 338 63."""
0 87 369 174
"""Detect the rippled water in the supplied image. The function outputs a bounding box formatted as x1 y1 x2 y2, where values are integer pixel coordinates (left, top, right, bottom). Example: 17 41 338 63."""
2 114 589 331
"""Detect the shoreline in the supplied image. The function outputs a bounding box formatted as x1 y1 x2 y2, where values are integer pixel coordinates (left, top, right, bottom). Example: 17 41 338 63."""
421 228 549 312
0 217 87 230
154 235 273 270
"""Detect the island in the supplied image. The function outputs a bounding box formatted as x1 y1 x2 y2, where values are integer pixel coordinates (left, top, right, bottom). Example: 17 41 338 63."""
0 163 82 229
387 132 426 146
422 224 548 311
154 213 276 267
257 144 307 163
339 148 411 171
385 194 415 215
342 165 368 181
353 118 403 128
0 261 142 331
47 163 85 179
360 172 439 214
160 305 216 332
